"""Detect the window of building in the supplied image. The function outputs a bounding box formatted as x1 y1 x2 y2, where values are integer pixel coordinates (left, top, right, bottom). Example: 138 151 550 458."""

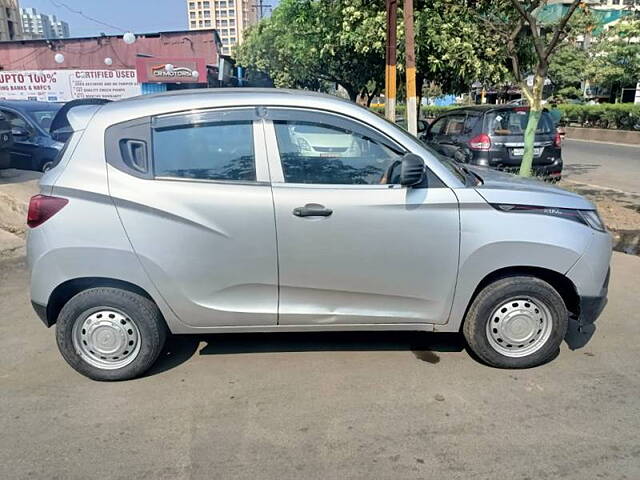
203 0 210 7
198 20 203 27
203 10 210 17
229 36 236 43
189 2 195 8
204 19 211 27
190 11 196 19
154 121 256 182
190 20 196 28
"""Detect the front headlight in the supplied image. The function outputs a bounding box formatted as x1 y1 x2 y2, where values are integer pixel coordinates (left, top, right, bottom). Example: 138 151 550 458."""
577 209 606 232
493 204 606 232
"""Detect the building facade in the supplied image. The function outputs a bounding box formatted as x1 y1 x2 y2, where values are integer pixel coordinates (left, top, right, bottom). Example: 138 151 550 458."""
187 0 258 55
595 0 640 9
20 7 70 39
0 0 23 41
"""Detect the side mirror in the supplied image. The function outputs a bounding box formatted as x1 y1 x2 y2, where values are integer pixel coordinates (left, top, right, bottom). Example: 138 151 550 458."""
400 153 425 187
11 126 29 138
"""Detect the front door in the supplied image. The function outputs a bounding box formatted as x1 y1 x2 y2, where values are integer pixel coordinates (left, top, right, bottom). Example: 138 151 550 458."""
107 108 279 327
264 108 460 326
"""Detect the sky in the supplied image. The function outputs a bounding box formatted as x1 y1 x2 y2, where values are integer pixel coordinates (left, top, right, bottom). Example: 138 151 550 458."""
20 0 278 38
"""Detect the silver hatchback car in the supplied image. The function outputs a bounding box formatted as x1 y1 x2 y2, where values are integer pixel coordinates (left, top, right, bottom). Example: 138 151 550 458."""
27 89 611 381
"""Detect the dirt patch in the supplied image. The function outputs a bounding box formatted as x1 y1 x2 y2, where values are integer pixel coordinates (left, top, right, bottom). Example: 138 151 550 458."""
0 169 40 255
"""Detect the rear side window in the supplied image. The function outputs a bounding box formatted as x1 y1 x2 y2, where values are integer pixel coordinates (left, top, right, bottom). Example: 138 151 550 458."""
487 110 554 136
153 121 255 182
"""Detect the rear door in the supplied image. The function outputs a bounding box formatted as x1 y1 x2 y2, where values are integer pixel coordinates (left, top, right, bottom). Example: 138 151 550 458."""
107 108 279 327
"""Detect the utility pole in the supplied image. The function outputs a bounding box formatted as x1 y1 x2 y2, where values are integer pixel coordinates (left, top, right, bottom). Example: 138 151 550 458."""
252 0 272 19
385 0 397 122
403 0 417 135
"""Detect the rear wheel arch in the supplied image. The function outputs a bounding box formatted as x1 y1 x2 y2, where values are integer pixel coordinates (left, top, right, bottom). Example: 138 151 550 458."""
46 277 159 327
462 266 580 329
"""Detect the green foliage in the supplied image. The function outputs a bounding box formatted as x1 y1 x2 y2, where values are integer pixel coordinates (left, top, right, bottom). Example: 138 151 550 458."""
586 19 640 97
370 104 461 118
236 0 386 100
558 103 640 130
548 44 589 94
237 0 511 100
413 0 511 92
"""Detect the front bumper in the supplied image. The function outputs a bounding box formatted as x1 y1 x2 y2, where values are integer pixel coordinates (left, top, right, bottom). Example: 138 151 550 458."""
577 268 610 327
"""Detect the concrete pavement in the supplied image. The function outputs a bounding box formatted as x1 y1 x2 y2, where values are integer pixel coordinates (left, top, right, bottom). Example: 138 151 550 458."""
2 252 640 479
562 139 640 195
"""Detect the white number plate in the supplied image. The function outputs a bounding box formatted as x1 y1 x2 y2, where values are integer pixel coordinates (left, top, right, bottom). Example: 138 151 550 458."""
512 147 543 157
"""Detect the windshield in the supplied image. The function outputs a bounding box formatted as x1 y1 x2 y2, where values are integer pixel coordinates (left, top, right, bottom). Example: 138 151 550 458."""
487 110 555 136
27 106 62 133
375 111 479 186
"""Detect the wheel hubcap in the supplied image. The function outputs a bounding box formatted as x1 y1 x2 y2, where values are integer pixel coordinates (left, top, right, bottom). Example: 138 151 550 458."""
72 309 141 369
486 298 553 358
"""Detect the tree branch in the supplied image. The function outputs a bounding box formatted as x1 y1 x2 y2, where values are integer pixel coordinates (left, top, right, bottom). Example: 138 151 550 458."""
509 0 546 62
545 0 581 60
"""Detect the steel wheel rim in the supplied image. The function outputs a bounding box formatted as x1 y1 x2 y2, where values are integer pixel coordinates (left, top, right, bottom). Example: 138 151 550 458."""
72 308 141 370
486 297 553 358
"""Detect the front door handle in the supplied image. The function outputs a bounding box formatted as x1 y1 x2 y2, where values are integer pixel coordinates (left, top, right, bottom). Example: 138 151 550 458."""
293 203 333 218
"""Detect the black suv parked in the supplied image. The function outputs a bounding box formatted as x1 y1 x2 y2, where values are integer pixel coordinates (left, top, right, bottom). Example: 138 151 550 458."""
421 105 562 180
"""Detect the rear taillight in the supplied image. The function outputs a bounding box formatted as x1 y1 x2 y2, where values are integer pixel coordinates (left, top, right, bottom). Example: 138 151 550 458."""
27 195 68 228
469 133 491 151
554 131 562 148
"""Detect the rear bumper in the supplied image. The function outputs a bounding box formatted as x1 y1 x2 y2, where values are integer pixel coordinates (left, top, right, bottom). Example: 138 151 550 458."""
472 152 563 178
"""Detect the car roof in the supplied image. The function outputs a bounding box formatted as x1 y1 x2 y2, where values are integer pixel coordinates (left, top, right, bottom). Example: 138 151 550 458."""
0 100 63 112
443 105 538 116
95 88 369 126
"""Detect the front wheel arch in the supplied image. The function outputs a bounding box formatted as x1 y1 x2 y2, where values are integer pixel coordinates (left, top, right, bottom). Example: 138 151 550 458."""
461 266 580 331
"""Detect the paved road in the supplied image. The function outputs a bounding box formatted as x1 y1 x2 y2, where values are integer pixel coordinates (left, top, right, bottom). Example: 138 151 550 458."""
562 139 640 194
2 252 640 479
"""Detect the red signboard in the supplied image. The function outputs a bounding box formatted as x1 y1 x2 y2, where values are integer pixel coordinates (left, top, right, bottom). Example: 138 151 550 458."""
135 57 207 84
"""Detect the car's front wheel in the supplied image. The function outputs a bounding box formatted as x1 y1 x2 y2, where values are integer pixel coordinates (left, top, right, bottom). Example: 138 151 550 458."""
56 288 167 381
463 276 568 368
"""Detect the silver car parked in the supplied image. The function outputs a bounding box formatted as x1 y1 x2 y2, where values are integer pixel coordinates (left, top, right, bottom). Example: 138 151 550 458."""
27 89 611 381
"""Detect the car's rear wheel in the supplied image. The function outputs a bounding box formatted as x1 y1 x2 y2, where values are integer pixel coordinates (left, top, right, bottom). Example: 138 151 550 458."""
463 276 568 368
56 288 167 381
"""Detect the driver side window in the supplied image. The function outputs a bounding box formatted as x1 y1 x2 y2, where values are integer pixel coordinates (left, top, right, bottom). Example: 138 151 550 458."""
273 120 404 185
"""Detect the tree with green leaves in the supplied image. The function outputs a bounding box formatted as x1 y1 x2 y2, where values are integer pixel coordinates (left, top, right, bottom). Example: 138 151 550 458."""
236 0 386 102
479 0 586 176
586 18 640 102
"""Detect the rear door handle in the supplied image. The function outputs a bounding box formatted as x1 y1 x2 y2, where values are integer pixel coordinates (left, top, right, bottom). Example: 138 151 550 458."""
293 203 333 218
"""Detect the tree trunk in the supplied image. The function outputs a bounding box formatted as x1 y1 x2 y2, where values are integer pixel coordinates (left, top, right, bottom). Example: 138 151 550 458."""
519 74 545 177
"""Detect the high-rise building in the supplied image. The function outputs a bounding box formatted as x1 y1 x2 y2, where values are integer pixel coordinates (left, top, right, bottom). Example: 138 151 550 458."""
595 0 640 9
0 0 24 41
20 7 70 39
187 0 259 56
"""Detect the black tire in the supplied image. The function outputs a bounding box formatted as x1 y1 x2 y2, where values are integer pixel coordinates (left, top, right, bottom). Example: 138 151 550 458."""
463 276 568 369
56 287 167 381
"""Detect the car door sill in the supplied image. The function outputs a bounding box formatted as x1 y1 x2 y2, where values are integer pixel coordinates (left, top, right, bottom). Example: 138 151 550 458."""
168 322 437 335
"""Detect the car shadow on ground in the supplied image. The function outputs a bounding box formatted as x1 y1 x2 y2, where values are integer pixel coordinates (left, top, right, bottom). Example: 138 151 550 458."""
562 163 600 178
145 330 467 377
